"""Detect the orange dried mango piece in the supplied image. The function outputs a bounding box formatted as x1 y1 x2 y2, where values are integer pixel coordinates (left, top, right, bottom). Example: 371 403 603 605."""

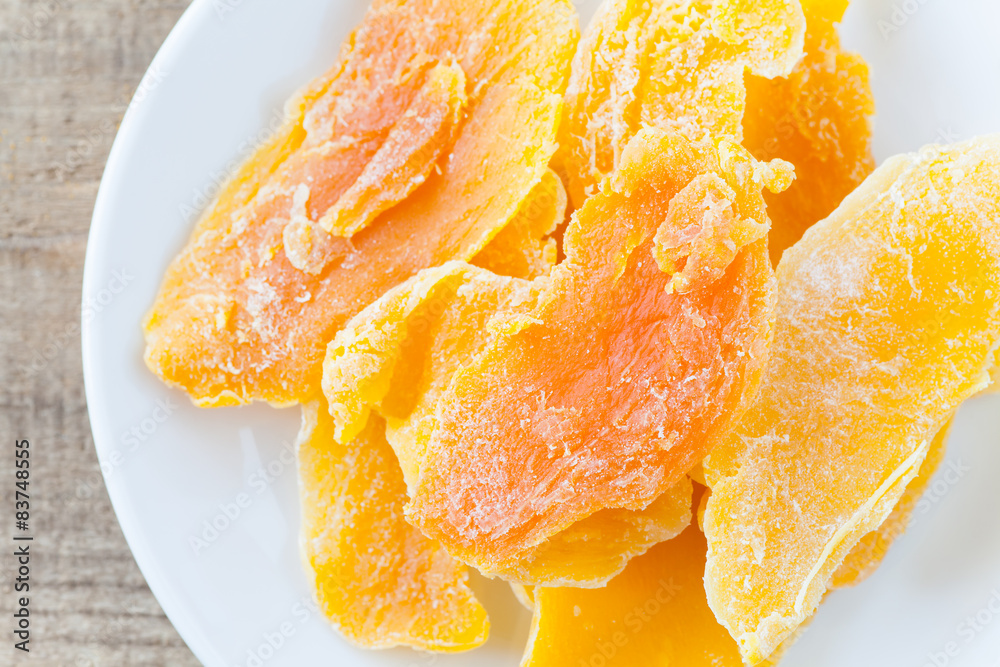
296 397 488 651
831 418 952 588
703 136 1000 664
742 0 876 264
515 478 694 587
143 0 578 407
472 169 567 280
323 261 542 468
558 0 804 207
522 524 744 667
521 522 802 667
323 260 694 586
319 60 468 238
400 128 786 580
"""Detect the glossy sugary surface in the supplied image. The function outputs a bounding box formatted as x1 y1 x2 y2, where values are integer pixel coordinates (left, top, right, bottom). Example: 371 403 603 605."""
472 169 567 281
558 0 805 207
742 0 875 264
403 128 786 580
832 419 952 588
323 260 694 587
522 523 745 667
296 398 487 651
143 0 578 407
704 136 1000 664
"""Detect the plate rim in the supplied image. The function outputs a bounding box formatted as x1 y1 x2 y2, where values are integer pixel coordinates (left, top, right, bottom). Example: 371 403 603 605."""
82 1 229 664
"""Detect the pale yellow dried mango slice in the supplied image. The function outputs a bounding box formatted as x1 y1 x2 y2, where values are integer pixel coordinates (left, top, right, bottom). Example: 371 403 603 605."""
743 0 876 264
323 260 694 586
143 0 578 407
472 169 567 280
558 0 804 206
832 418 952 588
704 136 1000 664
296 398 487 651
401 128 788 582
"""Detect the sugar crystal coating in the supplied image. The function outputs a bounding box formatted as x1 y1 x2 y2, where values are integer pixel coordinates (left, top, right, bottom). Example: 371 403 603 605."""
704 136 1000 664
557 0 805 207
324 259 694 586
296 398 488 650
831 419 952 588
402 128 787 580
742 0 876 264
143 0 579 407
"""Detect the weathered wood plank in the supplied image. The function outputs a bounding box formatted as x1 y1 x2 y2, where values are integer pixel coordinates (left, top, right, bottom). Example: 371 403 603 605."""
0 1 199 664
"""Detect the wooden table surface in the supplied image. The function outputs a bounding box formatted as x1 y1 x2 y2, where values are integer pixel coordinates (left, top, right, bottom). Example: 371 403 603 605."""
1 1 200 664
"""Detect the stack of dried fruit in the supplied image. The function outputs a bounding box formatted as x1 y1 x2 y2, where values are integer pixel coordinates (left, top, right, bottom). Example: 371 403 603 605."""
144 0 1000 663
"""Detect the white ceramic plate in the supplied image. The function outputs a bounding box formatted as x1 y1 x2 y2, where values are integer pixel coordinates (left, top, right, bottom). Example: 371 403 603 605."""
82 1 1000 665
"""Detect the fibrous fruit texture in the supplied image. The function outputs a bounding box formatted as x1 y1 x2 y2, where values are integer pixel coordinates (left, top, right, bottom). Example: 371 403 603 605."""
557 0 805 208
382 127 789 582
742 0 875 264
296 397 488 650
703 136 1000 664
323 258 695 587
831 419 952 588
143 0 578 407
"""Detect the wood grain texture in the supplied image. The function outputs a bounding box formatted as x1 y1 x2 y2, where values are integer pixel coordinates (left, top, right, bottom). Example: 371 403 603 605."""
0 1 199 664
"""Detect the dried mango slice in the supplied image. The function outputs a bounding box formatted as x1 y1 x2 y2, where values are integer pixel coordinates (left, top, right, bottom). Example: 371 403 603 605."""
143 0 578 407
319 60 469 238
472 169 567 280
558 0 805 207
522 524 744 667
512 583 535 611
832 418 952 588
515 477 694 587
400 128 787 580
521 522 802 667
742 0 875 264
323 260 694 586
703 136 1000 664
296 398 488 651
323 261 542 470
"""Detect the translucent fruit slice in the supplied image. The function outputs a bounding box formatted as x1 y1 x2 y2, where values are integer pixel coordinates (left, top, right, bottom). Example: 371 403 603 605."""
511 583 535 611
297 397 488 651
323 260 694 586
143 0 578 407
558 0 805 207
318 60 469 238
402 128 789 580
831 418 952 588
742 0 876 264
472 169 567 280
703 136 1000 664
522 522 799 667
